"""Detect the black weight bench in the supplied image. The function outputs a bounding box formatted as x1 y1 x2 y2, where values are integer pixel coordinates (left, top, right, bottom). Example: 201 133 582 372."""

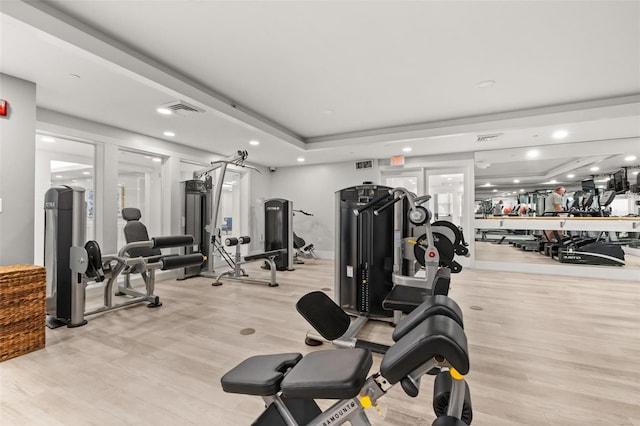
214 236 284 287
221 310 472 426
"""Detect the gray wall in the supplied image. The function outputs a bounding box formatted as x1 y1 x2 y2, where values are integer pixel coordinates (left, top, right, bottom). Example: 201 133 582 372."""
268 161 379 258
0 73 36 265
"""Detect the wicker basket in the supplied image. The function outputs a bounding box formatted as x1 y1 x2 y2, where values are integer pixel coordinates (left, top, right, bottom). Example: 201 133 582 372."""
0 264 46 362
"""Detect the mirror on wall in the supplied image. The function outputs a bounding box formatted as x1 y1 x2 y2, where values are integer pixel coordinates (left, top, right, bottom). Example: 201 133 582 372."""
473 138 640 273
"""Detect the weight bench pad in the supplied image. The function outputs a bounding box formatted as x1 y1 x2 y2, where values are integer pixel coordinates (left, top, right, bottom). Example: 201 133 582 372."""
281 348 372 400
392 295 463 342
244 249 286 262
220 353 302 396
381 315 469 383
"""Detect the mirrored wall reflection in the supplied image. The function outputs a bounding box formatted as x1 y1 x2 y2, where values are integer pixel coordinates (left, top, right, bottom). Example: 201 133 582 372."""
34 135 95 265
116 150 163 250
473 138 640 272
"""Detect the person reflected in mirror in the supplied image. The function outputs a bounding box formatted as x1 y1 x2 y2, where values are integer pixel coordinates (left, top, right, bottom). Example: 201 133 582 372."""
492 200 504 216
544 186 566 241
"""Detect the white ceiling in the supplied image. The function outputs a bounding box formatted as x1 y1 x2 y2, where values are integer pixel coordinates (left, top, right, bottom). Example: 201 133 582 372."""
1 0 639 193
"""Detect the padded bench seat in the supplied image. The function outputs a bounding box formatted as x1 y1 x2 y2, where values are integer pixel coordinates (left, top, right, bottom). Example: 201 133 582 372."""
281 348 372 400
221 353 302 396
244 249 286 262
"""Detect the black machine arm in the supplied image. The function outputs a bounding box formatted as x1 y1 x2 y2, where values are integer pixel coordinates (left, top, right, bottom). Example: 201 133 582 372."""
352 191 393 216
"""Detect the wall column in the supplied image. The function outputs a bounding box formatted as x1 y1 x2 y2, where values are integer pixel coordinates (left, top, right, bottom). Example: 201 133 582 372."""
0 73 36 266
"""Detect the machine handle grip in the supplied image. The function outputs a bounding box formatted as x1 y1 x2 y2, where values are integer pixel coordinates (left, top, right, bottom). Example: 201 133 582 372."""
151 235 194 248
353 192 392 216
161 254 204 270
373 195 404 216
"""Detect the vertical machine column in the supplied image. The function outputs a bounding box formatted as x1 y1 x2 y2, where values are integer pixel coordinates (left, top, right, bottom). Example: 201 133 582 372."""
44 185 86 328
179 178 211 279
264 198 294 271
335 184 395 319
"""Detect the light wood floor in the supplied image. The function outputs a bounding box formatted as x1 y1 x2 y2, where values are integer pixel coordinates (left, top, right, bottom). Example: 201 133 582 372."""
475 240 640 269
1 260 639 425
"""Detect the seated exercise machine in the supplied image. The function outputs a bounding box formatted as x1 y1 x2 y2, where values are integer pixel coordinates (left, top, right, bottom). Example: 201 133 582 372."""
292 209 318 264
44 186 204 328
213 236 285 287
221 291 473 425
308 185 468 353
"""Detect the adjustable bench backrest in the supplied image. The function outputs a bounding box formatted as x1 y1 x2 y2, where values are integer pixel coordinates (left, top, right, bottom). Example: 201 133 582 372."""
122 208 161 258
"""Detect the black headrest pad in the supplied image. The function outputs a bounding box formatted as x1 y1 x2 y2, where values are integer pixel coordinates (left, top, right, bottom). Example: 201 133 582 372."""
122 207 142 221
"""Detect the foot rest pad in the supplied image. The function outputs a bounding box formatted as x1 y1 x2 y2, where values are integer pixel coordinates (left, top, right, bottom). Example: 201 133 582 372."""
382 285 432 313
281 348 372 400
221 353 302 396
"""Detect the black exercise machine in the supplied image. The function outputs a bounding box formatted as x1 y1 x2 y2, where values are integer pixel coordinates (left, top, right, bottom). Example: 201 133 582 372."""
306 185 468 353
221 291 473 426
44 186 204 328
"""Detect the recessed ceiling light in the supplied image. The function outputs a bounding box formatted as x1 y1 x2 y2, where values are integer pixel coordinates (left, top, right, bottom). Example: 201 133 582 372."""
152 158 162 163
41 136 55 143
590 166 599 172
402 147 412 153
82 171 90 175
633 171 639 175
157 108 172 115
520 189 525 192
447 177 452 181
163 131 175 137
484 183 492 187
552 130 568 139
492 189 498 192
550 179 557 184
513 179 520 183
477 80 496 88
567 174 575 178
625 155 637 162
249 140 260 146
55 175 62 178
526 149 540 159
297 157 305 162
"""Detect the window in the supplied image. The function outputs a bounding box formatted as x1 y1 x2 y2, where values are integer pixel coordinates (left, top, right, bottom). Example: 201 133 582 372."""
117 150 163 248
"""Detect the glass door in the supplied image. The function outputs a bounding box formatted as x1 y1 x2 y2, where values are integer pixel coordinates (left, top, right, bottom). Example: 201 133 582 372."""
426 169 471 268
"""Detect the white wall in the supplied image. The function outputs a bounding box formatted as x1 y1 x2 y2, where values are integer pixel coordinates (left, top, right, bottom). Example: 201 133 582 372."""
0 73 36 266
267 161 380 257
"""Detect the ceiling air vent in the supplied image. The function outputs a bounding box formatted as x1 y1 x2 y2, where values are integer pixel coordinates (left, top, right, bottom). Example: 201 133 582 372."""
355 160 373 170
160 100 204 116
476 133 502 143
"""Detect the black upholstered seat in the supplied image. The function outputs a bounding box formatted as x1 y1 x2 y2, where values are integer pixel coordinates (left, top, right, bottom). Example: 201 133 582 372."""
220 353 302 396
281 348 372 400
122 208 161 258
